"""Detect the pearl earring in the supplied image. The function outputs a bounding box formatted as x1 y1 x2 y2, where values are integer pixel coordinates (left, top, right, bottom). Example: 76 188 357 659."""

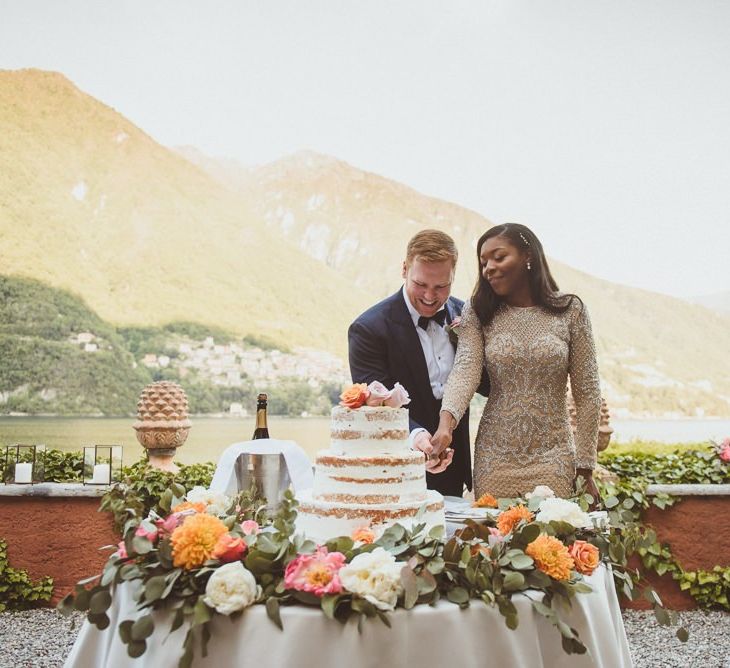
527 261 532 270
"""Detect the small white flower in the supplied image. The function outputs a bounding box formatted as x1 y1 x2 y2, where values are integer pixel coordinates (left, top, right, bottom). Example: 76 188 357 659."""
204 562 260 615
186 486 231 516
525 485 556 500
535 497 591 528
339 547 403 611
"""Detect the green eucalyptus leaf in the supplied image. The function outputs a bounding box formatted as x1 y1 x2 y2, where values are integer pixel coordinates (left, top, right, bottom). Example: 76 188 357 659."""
502 571 526 592
131 615 155 641
89 589 112 615
400 566 419 609
446 587 469 605
118 619 134 643
127 639 147 659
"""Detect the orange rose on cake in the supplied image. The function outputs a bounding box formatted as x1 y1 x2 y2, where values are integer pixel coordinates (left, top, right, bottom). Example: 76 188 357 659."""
339 383 370 408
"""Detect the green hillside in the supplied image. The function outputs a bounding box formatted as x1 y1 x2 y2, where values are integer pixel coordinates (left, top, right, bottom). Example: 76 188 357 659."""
0 275 151 414
0 69 369 355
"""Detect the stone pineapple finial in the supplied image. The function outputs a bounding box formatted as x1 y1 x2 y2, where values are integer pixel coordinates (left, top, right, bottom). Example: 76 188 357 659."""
133 381 192 472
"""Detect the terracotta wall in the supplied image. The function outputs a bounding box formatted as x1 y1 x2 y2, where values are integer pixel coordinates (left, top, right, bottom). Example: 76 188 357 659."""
0 497 117 605
622 495 730 610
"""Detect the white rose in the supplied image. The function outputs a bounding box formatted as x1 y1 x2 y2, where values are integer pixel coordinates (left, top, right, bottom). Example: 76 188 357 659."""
204 562 260 615
339 547 403 611
535 498 591 528
186 486 231 516
525 485 556 500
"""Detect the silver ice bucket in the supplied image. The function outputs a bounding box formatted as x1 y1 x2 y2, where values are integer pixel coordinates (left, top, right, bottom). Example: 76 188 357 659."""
234 452 291 514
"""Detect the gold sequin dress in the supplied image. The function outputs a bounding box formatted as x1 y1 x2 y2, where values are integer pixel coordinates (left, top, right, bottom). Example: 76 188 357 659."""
441 298 601 498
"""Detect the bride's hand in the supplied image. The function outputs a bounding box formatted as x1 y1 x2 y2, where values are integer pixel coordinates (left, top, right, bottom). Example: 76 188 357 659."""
431 410 456 455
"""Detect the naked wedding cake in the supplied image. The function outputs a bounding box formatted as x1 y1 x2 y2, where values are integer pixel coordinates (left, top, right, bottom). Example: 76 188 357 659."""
296 383 445 543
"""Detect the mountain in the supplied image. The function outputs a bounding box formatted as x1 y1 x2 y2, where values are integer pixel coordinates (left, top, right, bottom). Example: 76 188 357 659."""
0 69 367 354
1 69 729 417
689 291 730 315
181 148 730 418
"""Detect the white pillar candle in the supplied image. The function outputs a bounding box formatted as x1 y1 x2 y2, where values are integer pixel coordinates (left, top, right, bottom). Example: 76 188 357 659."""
15 462 33 483
92 464 110 484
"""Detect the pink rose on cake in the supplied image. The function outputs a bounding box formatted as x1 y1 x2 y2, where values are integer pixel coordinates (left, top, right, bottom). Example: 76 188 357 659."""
365 381 391 406
383 382 410 408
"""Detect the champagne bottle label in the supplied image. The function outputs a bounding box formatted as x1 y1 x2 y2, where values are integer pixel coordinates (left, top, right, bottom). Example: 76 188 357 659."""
252 393 270 439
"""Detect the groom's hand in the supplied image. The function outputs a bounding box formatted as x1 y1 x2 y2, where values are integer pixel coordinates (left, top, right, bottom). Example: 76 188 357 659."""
412 430 434 457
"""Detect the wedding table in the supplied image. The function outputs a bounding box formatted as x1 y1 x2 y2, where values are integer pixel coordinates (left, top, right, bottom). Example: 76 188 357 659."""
64 564 632 668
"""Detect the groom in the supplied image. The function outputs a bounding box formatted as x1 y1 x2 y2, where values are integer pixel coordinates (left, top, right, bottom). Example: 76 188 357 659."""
348 229 489 497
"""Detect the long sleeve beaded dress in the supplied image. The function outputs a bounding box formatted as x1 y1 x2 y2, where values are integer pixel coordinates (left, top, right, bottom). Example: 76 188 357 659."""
441 297 601 498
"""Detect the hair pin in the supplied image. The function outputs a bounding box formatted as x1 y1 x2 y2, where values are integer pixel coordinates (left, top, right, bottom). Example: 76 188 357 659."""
519 232 530 246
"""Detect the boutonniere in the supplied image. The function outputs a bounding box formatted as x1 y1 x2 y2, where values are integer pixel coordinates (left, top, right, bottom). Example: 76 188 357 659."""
445 316 462 346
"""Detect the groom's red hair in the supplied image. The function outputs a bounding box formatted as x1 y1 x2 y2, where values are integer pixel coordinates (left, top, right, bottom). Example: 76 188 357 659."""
405 229 458 268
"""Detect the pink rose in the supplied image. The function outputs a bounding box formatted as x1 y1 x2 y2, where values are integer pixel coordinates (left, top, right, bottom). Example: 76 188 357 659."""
212 534 247 563
284 547 346 597
135 524 158 542
383 382 410 408
720 444 730 463
114 540 128 559
241 520 260 536
156 514 183 535
365 381 390 406
488 527 504 547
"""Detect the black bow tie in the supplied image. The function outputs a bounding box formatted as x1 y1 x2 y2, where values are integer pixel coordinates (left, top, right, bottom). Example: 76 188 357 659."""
418 310 447 330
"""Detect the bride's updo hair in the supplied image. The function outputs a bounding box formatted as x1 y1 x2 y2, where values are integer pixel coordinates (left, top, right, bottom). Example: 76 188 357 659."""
471 223 581 327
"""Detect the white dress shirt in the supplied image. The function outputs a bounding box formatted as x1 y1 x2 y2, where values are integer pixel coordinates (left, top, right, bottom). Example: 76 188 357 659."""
402 286 455 443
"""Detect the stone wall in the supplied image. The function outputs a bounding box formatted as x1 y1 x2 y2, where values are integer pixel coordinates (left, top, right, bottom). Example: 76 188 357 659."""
0 486 117 606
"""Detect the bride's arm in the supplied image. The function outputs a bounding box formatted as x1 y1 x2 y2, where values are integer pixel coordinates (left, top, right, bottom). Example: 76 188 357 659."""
432 301 484 453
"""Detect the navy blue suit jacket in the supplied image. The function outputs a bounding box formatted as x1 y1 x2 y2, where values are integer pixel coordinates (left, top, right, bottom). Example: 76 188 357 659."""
348 289 489 495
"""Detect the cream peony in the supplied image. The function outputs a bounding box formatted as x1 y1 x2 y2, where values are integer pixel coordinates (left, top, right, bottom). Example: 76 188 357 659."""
525 485 556 500
365 381 391 406
536 498 591 528
186 486 231 517
339 547 403 611
203 562 260 615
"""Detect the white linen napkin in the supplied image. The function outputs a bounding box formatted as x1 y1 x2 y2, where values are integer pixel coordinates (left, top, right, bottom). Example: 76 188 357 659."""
209 439 314 496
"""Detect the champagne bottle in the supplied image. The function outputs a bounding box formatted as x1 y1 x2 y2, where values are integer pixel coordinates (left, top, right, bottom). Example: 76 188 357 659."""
252 393 270 439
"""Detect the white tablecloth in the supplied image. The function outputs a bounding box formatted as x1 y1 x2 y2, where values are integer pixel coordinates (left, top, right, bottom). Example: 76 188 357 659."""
65 565 632 668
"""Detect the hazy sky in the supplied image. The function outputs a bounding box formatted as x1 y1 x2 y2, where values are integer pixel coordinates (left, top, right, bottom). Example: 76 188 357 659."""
2 1 729 298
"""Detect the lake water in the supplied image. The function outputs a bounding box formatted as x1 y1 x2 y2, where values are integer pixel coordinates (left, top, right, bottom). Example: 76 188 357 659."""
0 416 728 465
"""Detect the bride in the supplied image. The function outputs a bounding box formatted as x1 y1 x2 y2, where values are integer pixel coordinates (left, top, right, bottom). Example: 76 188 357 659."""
431 223 601 502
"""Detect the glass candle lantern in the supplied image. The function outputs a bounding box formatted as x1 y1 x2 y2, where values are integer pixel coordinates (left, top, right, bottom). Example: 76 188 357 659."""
3 444 46 484
83 445 123 485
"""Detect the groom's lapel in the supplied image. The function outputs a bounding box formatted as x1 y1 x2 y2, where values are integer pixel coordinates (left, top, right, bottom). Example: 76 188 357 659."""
388 292 432 401
445 299 457 352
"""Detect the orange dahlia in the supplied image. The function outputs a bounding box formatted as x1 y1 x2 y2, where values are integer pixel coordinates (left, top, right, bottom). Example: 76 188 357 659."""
171 501 207 514
171 513 228 569
525 535 575 581
473 493 498 509
496 505 534 535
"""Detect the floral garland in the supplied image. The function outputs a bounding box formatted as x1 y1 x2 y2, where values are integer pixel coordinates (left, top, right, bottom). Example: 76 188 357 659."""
59 485 686 668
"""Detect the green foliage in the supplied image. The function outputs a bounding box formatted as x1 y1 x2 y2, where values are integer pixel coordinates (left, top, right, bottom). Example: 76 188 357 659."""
0 538 54 611
599 448 730 485
100 461 216 533
596 446 730 611
42 449 84 482
677 567 730 610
